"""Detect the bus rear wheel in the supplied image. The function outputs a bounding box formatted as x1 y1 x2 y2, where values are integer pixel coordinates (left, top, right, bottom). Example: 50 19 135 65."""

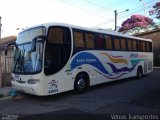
137 67 143 79
74 73 89 93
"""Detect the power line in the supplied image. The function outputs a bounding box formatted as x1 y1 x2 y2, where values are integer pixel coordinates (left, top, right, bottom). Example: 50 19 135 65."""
119 0 156 17
93 18 115 27
115 0 156 19
107 0 130 10
60 0 113 20
95 0 157 27
118 2 155 19
82 0 114 12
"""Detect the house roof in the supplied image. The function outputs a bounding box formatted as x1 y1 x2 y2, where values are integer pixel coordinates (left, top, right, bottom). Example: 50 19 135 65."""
134 28 160 37
0 36 16 45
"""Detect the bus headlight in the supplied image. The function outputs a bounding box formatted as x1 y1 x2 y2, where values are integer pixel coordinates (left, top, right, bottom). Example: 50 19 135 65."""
27 79 40 84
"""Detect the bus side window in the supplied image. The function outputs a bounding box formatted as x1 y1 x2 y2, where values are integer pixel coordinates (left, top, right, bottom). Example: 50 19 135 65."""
137 41 145 52
146 42 150 52
113 37 120 50
45 27 71 75
48 27 64 44
147 42 152 52
104 35 112 50
132 40 137 51
85 33 95 48
120 38 126 50
142 41 146 52
127 39 133 51
74 31 85 48
150 42 152 52
97 34 104 49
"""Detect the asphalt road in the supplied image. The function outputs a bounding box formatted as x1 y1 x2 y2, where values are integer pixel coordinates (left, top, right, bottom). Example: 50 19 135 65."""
0 68 160 120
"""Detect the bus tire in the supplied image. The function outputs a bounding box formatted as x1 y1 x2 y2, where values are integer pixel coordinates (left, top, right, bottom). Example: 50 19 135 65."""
137 66 143 79
74 73 89 94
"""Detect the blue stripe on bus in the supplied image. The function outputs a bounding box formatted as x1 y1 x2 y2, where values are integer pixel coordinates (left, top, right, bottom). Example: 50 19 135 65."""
71 52 112 76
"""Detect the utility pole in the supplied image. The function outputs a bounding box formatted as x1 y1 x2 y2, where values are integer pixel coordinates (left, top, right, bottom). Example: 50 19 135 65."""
0 16 1 40
114 10 117 31
114 9 129 31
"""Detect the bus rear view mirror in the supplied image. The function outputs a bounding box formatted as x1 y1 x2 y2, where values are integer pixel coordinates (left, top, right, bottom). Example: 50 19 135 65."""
31 38 37 52
31 35 47 52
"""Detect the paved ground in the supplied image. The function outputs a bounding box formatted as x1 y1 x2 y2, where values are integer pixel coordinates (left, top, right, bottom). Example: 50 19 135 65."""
0 68 160 120
0 87 12 95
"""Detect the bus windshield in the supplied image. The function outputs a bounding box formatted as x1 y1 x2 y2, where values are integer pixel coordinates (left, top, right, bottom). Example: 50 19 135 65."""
13 27 45 74
13 42 43 74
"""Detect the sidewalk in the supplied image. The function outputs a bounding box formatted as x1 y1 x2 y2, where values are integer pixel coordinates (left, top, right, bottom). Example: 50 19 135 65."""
0 87 12 95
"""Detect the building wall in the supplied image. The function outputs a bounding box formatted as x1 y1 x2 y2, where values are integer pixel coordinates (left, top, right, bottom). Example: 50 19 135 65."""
0 36 16 87
1 47 14 86
135 29 160 66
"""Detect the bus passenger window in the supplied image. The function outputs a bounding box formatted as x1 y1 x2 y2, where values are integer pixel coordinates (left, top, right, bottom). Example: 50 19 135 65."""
138 41 145 52
121 38 126 50
132 40 137 51
48 28 64 44
74 31 84 48
137 41 142 51
146 42 150 52
104 35 112 49
85 33 95 48
127 39 132 51
149 42 152 52
114 37 120 50
97 34 103 49
45 27 71 75
142 41 146 52
146 42 152 52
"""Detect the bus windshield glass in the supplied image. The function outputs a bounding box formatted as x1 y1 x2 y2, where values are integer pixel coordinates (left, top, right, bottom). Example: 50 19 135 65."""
13 27 45 74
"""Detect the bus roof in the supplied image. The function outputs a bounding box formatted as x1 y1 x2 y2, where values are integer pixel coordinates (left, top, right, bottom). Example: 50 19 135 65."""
26 22 152 42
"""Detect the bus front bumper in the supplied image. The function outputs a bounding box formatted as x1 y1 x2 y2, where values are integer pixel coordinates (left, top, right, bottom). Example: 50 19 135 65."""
11 81 45 96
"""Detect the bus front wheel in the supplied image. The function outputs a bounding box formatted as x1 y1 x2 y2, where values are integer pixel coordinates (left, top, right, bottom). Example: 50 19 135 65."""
74 73 89 93
137 67 143 79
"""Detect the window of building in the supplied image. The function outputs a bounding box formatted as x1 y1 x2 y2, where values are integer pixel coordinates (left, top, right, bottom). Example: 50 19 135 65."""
73 31 85 48
85 33 95 48
104 35 112 49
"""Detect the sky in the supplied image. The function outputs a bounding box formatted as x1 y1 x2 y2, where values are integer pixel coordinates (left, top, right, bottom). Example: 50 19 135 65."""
0 0 159 37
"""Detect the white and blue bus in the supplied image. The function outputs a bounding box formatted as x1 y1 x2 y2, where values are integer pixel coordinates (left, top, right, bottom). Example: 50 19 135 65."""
5 23 153 96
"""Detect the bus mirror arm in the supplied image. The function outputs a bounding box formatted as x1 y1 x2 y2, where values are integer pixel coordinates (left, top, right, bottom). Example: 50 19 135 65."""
5 42 18 56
